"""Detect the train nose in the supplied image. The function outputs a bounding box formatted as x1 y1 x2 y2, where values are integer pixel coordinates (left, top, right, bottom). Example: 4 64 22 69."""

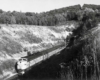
15 58 30 75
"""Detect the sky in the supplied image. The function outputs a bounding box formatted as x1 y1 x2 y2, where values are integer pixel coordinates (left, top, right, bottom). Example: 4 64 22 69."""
0 0 100 13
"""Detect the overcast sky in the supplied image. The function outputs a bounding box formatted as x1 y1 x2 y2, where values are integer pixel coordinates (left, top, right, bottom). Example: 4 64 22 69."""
0 0 100 13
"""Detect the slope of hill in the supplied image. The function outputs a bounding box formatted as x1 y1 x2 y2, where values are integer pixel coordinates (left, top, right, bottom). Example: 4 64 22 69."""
0 21 78 79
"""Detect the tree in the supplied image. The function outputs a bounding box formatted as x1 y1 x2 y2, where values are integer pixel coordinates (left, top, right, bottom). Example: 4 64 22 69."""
11 15 16 24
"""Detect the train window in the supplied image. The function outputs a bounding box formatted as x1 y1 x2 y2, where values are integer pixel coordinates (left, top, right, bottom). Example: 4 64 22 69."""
18 58 28 63
23 58 27 61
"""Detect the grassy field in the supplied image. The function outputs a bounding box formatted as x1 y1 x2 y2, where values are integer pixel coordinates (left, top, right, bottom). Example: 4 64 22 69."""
0 24 72 60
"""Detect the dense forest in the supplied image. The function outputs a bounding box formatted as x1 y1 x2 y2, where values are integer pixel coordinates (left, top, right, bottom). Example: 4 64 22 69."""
0 4 100 26
0 5 81 26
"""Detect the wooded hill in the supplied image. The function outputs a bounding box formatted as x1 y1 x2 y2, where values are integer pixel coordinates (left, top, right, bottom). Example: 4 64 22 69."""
0 4 100 26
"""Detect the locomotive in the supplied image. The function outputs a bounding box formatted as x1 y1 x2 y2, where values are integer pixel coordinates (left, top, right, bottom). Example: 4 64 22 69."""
15 57 30 75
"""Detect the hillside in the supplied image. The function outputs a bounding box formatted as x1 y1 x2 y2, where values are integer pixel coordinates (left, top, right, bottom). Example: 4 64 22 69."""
55 7 100 79
0 21 78 79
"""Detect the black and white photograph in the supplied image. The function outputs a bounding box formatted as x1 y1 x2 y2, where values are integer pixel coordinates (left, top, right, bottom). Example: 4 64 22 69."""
0 0 100 80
